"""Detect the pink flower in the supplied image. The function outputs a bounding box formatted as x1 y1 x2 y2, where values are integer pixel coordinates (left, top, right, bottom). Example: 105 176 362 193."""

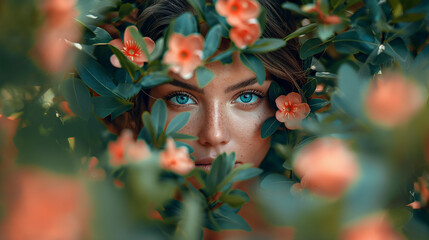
341 214 404 240
109 26 155 68
1 168 90 240
230 21 261 49
303 0 342 25
275 92 310 130
160 139 194 175
215 0 260 26
293 137 359 198
108 129 150 166
365 73 425 128
163 33 204 79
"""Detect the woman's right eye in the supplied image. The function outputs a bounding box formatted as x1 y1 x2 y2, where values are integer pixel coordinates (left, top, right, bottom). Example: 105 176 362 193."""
168 94 196 105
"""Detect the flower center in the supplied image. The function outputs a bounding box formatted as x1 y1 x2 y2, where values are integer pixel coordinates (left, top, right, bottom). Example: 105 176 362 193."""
123 40 141 60
286 107 291 112
179 50 189 59
231 4 239 12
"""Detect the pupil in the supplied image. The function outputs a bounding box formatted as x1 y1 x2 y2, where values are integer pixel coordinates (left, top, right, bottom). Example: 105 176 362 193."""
177 95 189 104
240 94 252 103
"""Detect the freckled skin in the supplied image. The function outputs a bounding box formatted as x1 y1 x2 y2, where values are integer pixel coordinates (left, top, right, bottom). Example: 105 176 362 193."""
148 53 275 167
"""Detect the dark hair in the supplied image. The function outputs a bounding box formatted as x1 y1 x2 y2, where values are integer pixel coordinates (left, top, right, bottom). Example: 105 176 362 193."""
108 0 306 135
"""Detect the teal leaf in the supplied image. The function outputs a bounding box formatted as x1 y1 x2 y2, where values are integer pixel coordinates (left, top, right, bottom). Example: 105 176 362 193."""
128 26 150 62
75 53 118 97
308 98 329 112
196 66 215 88
82 26 112 45
142 111 155 142
203 24 222 60
112 83 141 99
333 30 378 55
268 81 287 108
108 45 139 81
118 3 134 20
219 189 249 208
302 78 317 98
206 153 235 195
210 205 251 231
62 77 92 120
92 96 132 118
300 38 329 59
239 53 265 85
284 23 318 42
209 47 235 63
166 112 190 134
260 116 282 138
187 0 206 18
149 38 164 62
384 37 409 63
150 99 167 139
175 140 194 154
170 133 198 140
174 12 198 35
141 73 171 89
243 38 286 53
317 24 337 41
260 173 294 191
231 168 263 182
282 2 308 16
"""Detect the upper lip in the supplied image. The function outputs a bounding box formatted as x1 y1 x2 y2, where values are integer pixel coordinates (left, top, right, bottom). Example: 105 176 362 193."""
195 157 214 165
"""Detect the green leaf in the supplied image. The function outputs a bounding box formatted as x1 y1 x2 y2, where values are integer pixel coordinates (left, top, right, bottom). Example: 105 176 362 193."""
209 47 235 63
92 96 132 118
175 140 194 154
75 53 118 98
300 38 329 59
333 30 378 55
112 83 141 99
239 53 266 85
149 37 164 61
141 73 171 89
210 205 251 231
109 45 139 81
282 2 308 16
196 66 215 88
243 38 286 53
187 0 206 18
231 168 263 182
62 77 92 120
150 99 167 139
170 133 198 140
260 116 282 138
206 153 235 195
128 26 150 63
177 195 203 240
118 3 134 20
219 189 249 208
308 98 329 112
384 37 409 63
268 81 287 108
284 23 318 42
302 78 317 98
174 12 198 35
166 112 190 134
317 24 337 42
142 111 155 142
260 173 294 191
203 24 222 60
82 25 112 45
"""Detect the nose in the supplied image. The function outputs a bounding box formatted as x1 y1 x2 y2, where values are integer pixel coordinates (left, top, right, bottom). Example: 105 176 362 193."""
198 101 231 147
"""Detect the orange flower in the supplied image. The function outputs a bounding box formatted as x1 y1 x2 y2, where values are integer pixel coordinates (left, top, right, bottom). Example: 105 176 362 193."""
303 0 341 25
293 137 359 198
341 214 404 240
215 0 260 26
163 33 204 79
160 139 194 175
1 168 89 240
33 0 80 73
230 21 261 49
108 129 150 166
109 26 155 68
365 73 425 128
275 92 310 130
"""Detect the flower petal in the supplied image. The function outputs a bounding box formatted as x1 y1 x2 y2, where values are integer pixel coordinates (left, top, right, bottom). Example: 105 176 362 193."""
168 33 186 51
284 119 302 130
110 55 122 68
275 95 287 109
109 39 124 50
285 92 303 105
294 103 311 119
124 26 139 43
144 37 156 54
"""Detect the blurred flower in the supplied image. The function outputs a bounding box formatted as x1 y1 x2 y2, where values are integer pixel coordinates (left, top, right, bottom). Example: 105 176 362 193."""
163 33 204 79
1 168 89 240
59 101 75 117
293 137 359 198
81 156 105 180
109 26 155 68
33 0 80 73
275 92 310 130
302 0 341 25
365 73 425 128
160 139 194 175
0 115 19 169
341 213 404 240
108 129 150 166
215 0 260 26
230 21 261 49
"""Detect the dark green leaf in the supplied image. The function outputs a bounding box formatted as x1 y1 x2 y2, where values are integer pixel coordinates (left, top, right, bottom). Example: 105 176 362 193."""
196 66 215 88
92 96 132 118
82 26 112 45
309 98 329 112
210 205 251 231
268 81 287 108
239 53 265 85
118 3 134 20
220 189 249 208
243 38 286 53
300 38 329 59
282 2 308 15
302 78 317 98
112 83 141 99
206 153 235 195
128 26 150 63
174 12 198 35
141 73 171 89
187 0 206 18
260 173 294 191
109 45 139 81
170 133 198 140
231 168 263 182
142 111 155 142
149 38 164 61
384 37 409 63
333 30 378 55
260 116 282 139
203 24 222 60
150 99 167 139
166 112 190 134
62 77 92 120
284 23 318 42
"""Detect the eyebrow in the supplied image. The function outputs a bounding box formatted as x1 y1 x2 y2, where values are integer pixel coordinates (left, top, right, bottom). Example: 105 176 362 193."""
225 78 257 93
169 80 204 93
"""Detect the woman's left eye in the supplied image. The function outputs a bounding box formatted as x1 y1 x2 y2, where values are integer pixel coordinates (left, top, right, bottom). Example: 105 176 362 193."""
234 93 259 104
169 94 195 105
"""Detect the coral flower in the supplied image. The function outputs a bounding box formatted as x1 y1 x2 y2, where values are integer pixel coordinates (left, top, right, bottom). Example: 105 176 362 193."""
341 214 404 240
108 129 150 166
215 0 260 26
109 26 155 68
230 21 261 49
293 137 359 198
160 139 194 175
1 169 89 240
275 92 310 130
163 33 204 79
365 73 425 128
303 0 341 25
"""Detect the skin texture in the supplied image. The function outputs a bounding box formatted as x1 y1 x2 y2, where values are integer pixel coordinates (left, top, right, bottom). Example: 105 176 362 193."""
148 52 275 169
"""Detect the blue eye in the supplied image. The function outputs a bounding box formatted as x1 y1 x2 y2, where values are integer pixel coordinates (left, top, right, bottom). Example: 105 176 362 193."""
169 94 195 105
235 93 259 104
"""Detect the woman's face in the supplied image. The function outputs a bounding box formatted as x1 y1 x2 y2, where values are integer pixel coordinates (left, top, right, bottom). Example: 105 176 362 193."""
148 53 275 171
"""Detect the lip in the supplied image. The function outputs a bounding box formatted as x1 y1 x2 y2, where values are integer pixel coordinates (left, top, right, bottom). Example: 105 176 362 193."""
195 157 242 171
